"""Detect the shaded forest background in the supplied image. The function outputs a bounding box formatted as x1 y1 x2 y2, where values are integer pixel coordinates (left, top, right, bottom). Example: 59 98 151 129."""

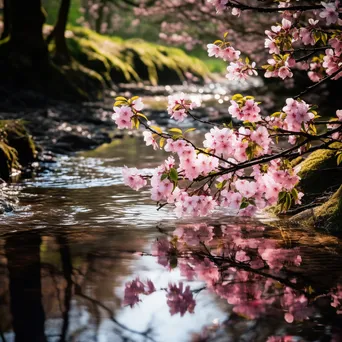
0 0 219 102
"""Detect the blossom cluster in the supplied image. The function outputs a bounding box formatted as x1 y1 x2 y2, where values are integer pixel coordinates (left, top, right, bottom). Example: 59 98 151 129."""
167 92 200 122
205 3 342 83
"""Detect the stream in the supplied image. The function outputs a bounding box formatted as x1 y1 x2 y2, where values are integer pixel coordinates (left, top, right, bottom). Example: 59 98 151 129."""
0 84 342 341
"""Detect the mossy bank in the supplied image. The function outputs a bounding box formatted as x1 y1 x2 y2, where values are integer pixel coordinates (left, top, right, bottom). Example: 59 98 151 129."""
63 26 210 86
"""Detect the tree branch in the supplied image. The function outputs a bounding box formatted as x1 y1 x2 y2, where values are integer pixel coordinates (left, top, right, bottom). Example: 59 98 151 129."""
226 0 323 13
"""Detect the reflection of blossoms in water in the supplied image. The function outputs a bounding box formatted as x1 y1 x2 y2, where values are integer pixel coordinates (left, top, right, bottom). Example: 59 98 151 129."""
123 222 342 341
174 223 214 246
123 277 156 307
281 287 313 323
166 282 196 316
151 237 176 267
267 336 296 342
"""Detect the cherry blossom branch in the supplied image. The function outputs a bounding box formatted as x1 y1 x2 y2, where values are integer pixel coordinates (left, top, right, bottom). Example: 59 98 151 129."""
187 112 219 127
226 0 323 13
138 118 236 166
282 46 331 53
198 125 342 181
295 51 319 63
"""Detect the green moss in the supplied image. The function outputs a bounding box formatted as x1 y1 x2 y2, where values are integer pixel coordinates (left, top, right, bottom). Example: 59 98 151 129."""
298 142 342 195
0 120 37 180
0 141 19 180
0 120 36 166
290 186 342 233
0 121 31 180
66 26 210 85
314 185 342 231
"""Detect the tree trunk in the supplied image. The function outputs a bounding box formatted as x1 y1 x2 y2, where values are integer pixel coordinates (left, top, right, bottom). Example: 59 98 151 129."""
95 0 107 33
0 0 10 40
8 0 49 69
48 0 71 64
5 233 47 342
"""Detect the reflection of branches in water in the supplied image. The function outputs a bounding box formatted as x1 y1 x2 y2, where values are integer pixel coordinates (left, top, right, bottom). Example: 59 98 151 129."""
57 235 73 342
45 262 64 314
74 286 157 342
39 236 157 342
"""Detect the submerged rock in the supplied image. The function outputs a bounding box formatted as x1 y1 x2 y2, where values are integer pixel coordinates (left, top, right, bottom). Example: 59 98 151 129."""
53 133 99 153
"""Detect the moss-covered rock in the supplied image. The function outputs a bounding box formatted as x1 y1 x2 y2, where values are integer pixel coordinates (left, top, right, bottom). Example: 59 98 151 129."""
0 141 20 180
1 120 36 165
64 26 210 86
298 142 342 196
0 120 36 180
290 185 342 233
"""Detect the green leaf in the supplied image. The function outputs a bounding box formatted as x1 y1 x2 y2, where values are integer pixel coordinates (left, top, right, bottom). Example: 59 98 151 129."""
321 32 328 45
240 200 249 210
169 128 183 134
115 96 127 101
278 191 287 202
114 101 127 107
131 116 139 129
232 94 243 101
291 188 299 201
184 128 196 133
337 153 342 165
161 173 168 181
215 180 227 190
137 113 148 120
169 168 178 182
159 137 165 148
150 125 163 134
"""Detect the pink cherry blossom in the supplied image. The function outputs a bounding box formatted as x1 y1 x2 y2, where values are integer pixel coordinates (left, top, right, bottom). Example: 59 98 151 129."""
226 60 258 81
323 49 342 80
219 46 241 61
122 166 147 190
320 1 339 25
143 131 159 150
112 105 134 129
207 43 221 58
167 93 201 122
132 97 144 111
330 36 342 57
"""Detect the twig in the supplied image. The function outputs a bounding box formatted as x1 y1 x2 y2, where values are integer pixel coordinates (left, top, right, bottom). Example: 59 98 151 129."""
294 66 342 99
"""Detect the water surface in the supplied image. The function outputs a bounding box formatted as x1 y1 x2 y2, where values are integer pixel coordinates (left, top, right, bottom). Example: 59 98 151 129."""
0 136 342 342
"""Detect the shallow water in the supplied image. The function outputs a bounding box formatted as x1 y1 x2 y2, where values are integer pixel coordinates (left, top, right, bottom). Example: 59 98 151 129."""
0 136 342 342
